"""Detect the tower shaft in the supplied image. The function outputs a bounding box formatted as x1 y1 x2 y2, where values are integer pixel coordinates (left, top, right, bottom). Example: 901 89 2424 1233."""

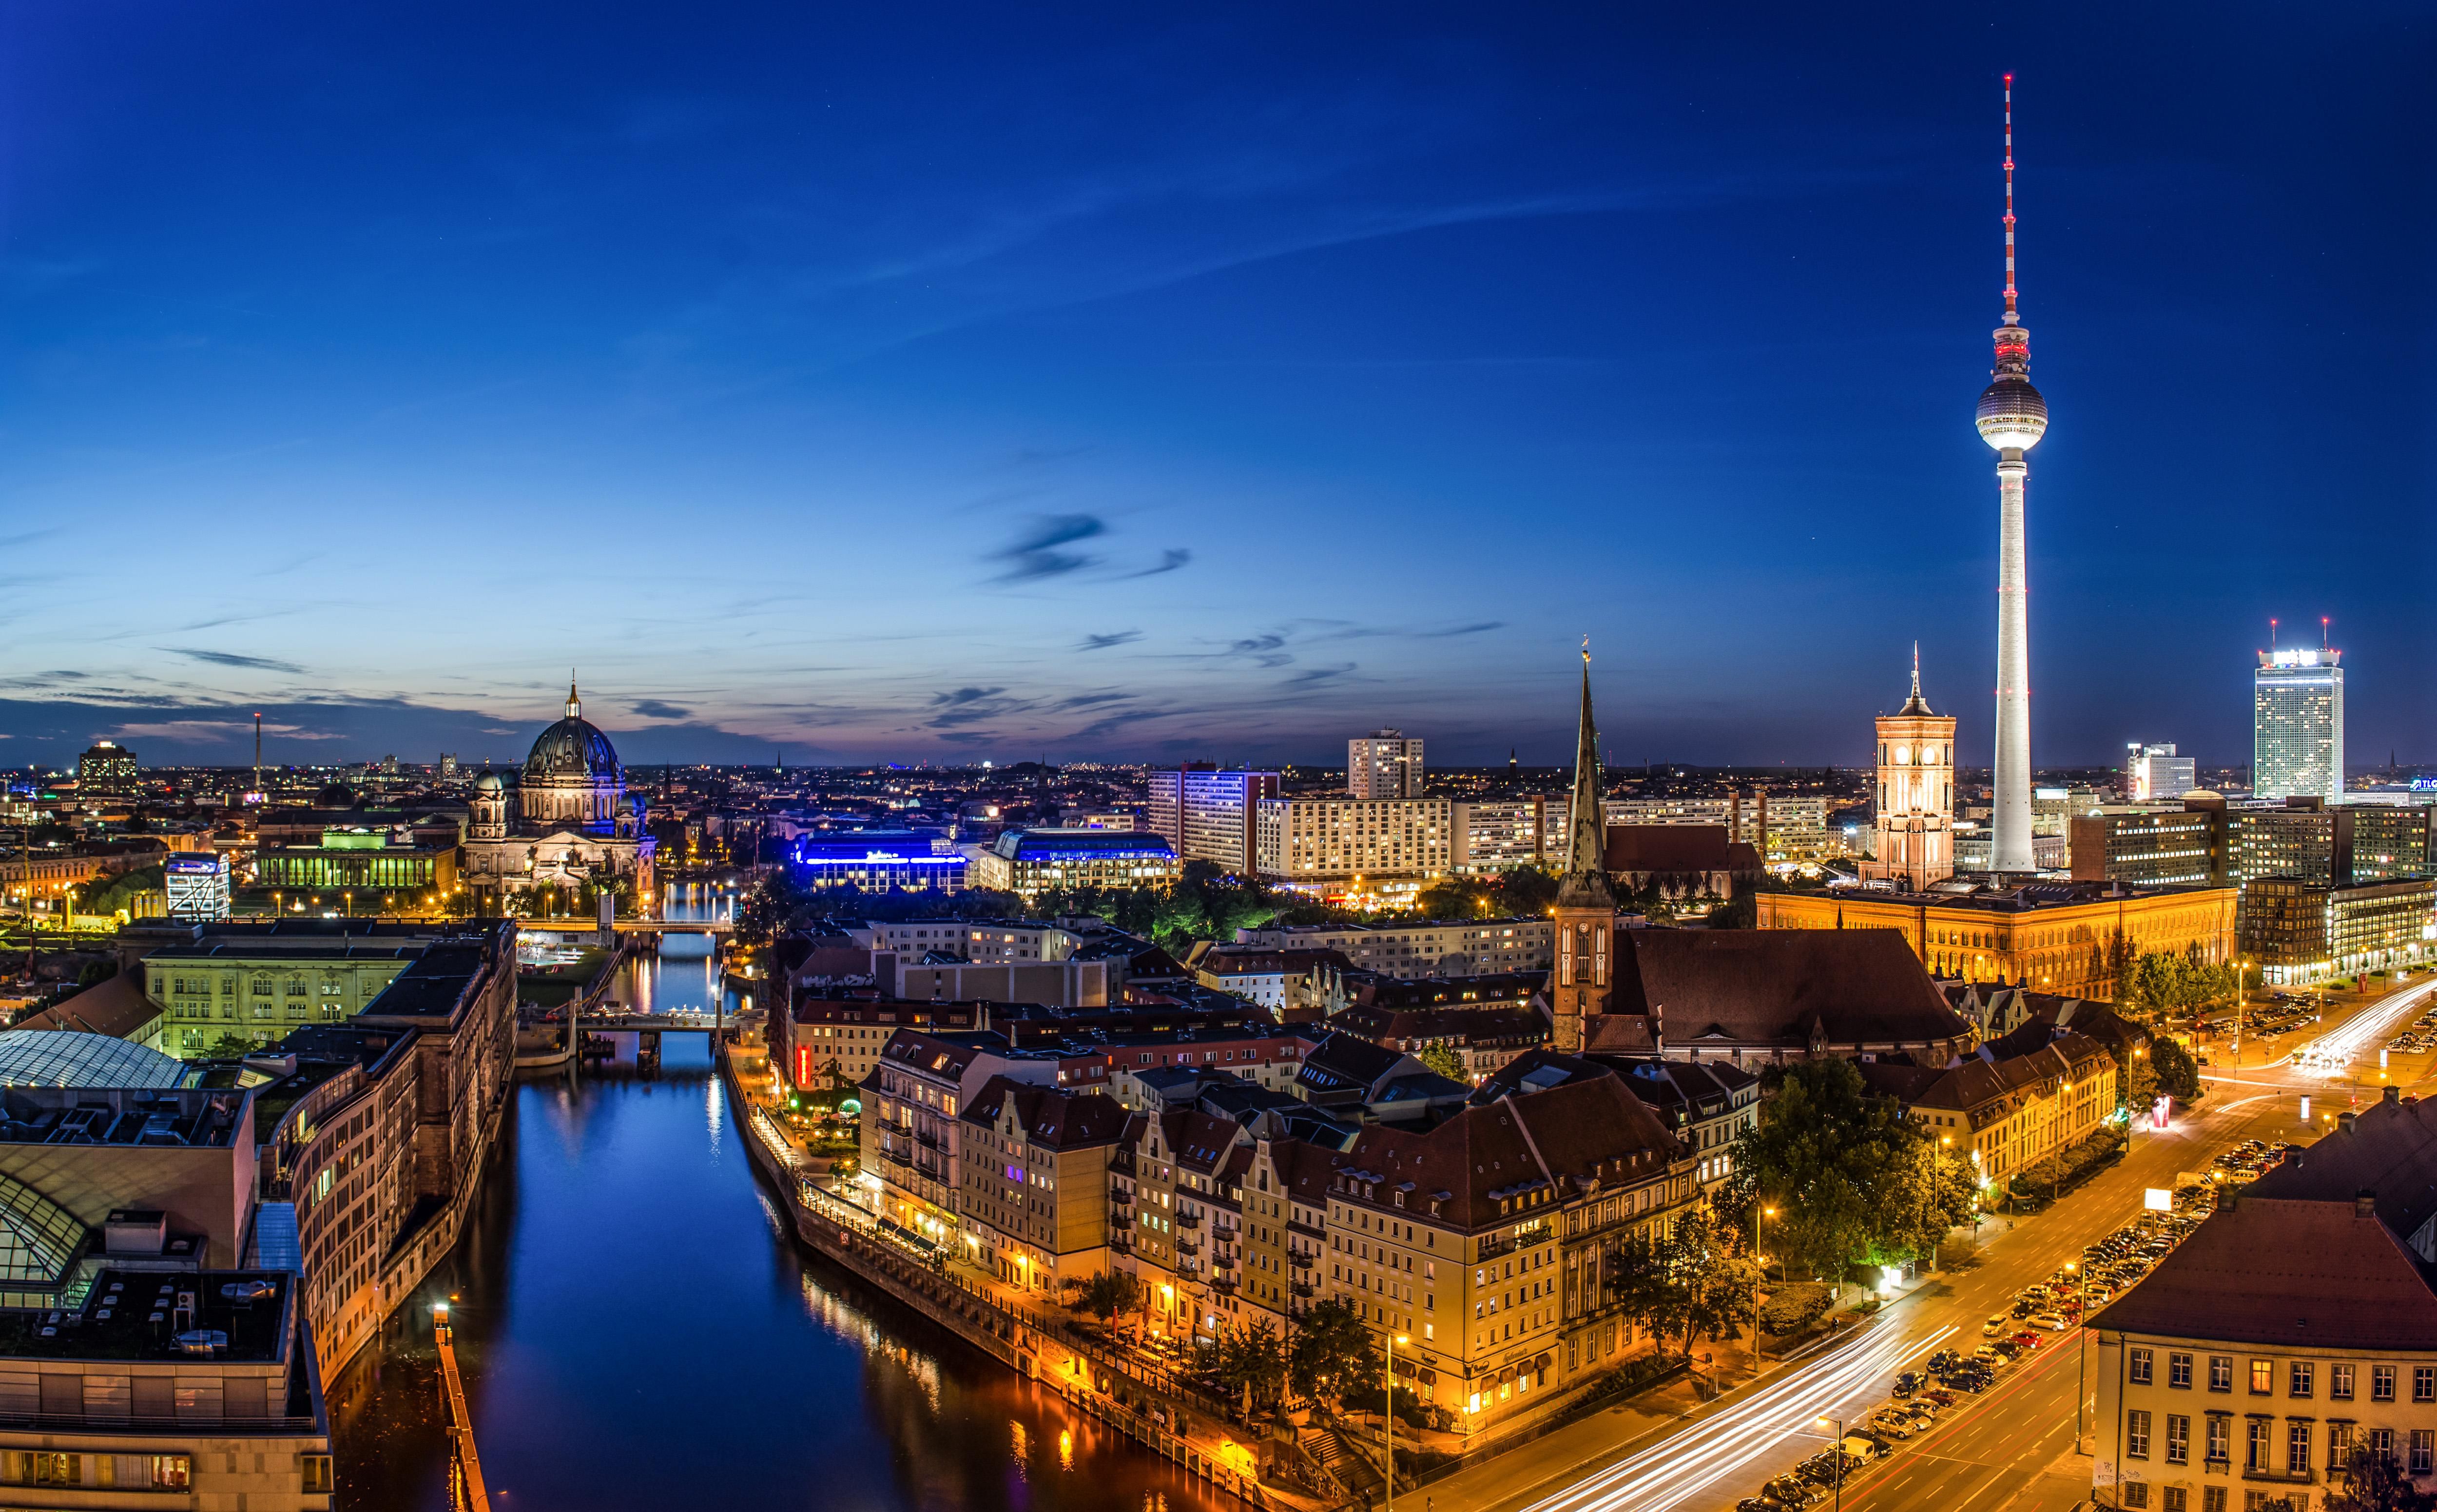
1992 450 2034 871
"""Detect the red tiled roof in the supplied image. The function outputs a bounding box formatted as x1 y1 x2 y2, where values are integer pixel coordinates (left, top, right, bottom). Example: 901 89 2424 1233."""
1620 930 1968 1048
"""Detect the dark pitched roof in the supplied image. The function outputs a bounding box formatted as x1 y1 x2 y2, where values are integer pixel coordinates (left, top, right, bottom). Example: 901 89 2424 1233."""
1614 930 1969 1049
1858 1030 2111 1126
1330 1076 1682 1231
960 1075 1130 1150
1296 1031 1412 1098
2244 1094 2437 1241
1602 825 1763 874
14 973 157 1039
2087 1196 2437 1352
1330 1005 1547 1048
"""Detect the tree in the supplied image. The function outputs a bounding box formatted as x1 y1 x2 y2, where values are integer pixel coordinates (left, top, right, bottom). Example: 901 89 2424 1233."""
1608 1210 1757 1360
2148 1035 2205 1103
1416 1042 1469 1083
1288 1298 1379 1405
2324 1448 2437 1512
1726 1058 1973 1291
1199 1321 1288 1418
2117 1040 2159 1118
1075 1270 1144 1338
1491 865 1560 915
1414 881 1492 919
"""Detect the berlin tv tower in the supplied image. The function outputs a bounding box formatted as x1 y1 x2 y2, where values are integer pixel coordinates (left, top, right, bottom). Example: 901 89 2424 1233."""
1975 74 2047 874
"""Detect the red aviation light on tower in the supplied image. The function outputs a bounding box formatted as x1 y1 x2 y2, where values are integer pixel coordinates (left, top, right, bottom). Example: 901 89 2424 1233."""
1976 73 2045 452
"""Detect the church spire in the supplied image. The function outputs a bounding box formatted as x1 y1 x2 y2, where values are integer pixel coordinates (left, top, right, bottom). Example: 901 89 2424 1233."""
1556 640 1617 910
1899 642 1934 716
566 674 581 721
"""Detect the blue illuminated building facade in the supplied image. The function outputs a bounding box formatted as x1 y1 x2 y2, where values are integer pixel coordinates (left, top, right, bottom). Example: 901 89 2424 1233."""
790 830 968 892
971 828 1182 901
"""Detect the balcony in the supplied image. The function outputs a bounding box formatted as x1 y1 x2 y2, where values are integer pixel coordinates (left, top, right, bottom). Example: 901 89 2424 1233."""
1289 1252 1314 1272
1291 1281 1315 1299
1177 1237 1201 1257
1175 1212 1201 1230
2241 1466 2314 1486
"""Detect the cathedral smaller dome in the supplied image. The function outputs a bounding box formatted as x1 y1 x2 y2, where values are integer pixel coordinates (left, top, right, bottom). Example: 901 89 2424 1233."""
475 773 506 793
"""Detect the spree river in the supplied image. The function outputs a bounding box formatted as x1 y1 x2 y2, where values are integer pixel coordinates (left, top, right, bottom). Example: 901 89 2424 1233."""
326 921 1223 1512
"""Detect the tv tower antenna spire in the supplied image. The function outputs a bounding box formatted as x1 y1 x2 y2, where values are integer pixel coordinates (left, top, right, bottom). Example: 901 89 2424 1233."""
2002 73 2018 325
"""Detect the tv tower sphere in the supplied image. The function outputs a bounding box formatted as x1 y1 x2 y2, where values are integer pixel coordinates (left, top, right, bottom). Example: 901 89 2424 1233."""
1976 366 2048 451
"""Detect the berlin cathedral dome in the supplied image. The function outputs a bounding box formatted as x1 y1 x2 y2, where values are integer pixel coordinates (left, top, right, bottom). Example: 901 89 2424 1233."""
518 682 625 831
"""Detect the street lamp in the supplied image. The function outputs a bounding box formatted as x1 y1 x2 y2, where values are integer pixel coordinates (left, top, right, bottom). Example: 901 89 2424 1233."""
1751 1204 1776 1364
1815 1415 1847 1512
1384 1332 1409 1512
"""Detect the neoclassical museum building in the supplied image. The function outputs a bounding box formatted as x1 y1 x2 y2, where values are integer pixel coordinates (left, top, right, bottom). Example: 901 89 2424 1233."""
460 682 656 901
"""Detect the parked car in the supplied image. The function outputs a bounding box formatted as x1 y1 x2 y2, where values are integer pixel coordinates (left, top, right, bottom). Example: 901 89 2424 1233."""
1984 1313 2010 1335
1892 1371 1924 1397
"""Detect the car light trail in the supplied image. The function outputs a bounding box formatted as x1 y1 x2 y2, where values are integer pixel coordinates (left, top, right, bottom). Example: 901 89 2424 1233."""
1518 1322 1958 1512
2292 979 2436 1078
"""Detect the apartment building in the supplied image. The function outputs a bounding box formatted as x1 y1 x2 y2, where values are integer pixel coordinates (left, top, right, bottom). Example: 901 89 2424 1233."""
1231 918 1553 978
1452 798 1547 872
957 1076 1134 1295
2091 1090 2437 1511
1253 796 1454 899
1859 1026 2118 1193
259 921 520 1383
135 921 448 1060
1594 794 1835 863
1185 945 1350 1018
1328 1006 1547 1085
858 1032 1063 1252
772 998 986 1092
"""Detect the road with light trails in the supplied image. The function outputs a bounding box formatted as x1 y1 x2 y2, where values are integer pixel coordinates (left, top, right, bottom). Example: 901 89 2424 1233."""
1423 980 2437 1512
1510 1321 1963 1512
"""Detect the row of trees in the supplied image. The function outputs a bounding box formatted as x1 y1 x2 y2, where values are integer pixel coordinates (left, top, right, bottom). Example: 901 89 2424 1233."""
1721 1058 1979 1289
2114 941 2243 1021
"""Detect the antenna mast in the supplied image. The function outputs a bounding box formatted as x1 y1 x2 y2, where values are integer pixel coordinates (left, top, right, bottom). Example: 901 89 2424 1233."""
2002 73 2018 324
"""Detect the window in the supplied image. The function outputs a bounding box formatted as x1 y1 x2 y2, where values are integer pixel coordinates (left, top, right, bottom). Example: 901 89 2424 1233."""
2246 1418 2270 1473
2291 1361 2314 1397
2125 1485 2149 1510
2418 1366 2435 1403
149 1456 192 1490
2375 1365 2397 1402
2131 1348 2154 1385
2165 1489 2187 1512
2206 1416 2229 1464
2250 1359 2274 1395
2332 1363 2356 1400
2167 1414 2190 1465
2171 1353 2194 1389
2203 1490 2225 1512
2372 1427 2396 1459
2210 1356 2233 1392
2417 1431 2437 1476
300 1455 333 1493
2128 1410 2151 1458
2288 1421 2311 1474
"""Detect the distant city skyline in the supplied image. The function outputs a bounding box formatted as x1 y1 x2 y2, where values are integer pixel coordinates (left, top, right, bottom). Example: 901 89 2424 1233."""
1 6 2427 768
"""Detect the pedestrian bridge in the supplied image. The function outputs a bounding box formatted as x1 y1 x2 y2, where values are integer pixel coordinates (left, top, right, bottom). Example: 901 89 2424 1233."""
603 918 735 935
584 1012 726 1033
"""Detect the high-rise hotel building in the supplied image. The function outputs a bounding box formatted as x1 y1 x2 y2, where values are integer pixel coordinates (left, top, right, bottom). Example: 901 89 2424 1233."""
1348 730 1424 799
2254 646 2344 801
1253 796 1452 901
1143 766 1280 875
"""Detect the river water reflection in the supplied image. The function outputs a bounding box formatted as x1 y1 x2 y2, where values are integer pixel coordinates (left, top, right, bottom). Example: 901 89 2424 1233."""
328 930 1223 1512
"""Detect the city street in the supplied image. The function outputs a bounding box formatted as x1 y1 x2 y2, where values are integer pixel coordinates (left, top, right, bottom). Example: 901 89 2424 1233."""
1421 976 2437 1512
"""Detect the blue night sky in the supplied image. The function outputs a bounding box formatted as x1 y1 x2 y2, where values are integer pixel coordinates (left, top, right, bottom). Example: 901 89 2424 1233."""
1 4 2428 770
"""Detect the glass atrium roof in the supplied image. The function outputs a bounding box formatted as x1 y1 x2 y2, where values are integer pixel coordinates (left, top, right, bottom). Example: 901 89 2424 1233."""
0 1032 193 1090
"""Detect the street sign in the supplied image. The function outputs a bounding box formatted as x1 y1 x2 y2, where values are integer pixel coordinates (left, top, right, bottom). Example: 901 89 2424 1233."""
2143 1188 2172 1212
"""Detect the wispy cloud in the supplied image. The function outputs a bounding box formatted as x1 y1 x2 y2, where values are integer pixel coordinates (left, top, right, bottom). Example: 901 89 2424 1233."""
161 648 305 674
1228 633 1292 668
633 699 692 719
1077 630 1142 651
1122 548 1192 579
987 514 1106 583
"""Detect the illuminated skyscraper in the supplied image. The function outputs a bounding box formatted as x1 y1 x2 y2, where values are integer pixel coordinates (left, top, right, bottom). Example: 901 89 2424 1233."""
2255 627 2345 802
1974 75 2047 874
